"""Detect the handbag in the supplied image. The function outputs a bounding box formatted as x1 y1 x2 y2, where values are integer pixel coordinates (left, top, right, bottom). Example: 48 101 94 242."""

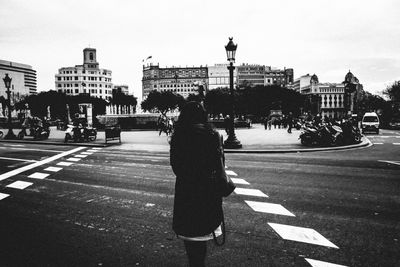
214 133 236 197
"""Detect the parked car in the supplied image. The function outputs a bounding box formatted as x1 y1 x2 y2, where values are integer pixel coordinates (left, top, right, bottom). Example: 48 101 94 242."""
361 112 380 134
389 118 400 130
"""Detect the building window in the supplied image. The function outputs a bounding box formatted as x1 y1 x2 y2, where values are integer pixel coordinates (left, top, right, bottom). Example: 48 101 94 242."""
90 52 94 60
75 89 79 93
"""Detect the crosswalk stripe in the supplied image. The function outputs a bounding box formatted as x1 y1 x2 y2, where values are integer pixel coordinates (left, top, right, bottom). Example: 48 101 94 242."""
57 161 74 166
44 167 63 172
235 188 268 198
67 157 81 162
305 258 348 267
28 172 50 180
226 170 237 176
0 193 10 200
268 223 339 249
231 178 250 185
81 152 93 155
75 155 88 158
6 181 33 190
393 143 400 145
245 201 295 216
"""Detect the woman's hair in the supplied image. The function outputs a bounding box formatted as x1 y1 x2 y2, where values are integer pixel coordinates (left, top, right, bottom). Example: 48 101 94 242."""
176 101 208 127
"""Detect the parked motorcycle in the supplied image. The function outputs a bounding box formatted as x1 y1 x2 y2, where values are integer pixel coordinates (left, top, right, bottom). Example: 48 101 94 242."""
17 119 50 140
64 124 97 142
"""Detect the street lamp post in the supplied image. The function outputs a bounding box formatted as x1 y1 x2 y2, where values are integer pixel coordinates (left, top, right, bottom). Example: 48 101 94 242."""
3 74 17 139
223 37 242 149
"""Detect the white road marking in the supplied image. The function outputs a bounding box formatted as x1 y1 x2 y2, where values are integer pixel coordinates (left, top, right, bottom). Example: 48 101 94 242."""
86 150 99 153
44 167 63 172
378 160 400 166
305 258 348 267
0 157 37 162
67 157 81 162
81 152 93 155
0 147 65 153
393 143 400 145
91 148 102 150
226 170 238 176
75 155 88 158
373 143 384 145
0 147 85 181
245 201 295 216
28 172 50 180
234 188 268 198
0 193 10 200
6 181 33 190
231 178 250 185
5 144 24 147
268 223 339 249
57 161 74 166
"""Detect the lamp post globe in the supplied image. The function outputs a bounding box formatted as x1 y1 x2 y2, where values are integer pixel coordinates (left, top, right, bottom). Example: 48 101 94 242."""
3 74 17 140
223 37 242 149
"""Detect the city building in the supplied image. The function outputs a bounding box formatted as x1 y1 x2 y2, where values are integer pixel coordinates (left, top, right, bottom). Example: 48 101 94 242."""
113 85 129 95
0 59 37 100
55 48 113 100
289 74 311 93
142 64 208 99
207 64 237 90
298 71 363 118
237 64 294 88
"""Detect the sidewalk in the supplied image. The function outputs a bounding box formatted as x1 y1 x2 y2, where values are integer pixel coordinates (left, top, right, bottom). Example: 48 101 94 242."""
0 124 370 153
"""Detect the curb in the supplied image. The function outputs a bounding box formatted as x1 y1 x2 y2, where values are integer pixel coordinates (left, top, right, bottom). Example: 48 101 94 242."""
224 137 372 154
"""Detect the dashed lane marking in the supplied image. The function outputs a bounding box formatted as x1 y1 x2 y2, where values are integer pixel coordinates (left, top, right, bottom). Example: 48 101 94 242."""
378 160 400 166
75 155 88 158
305 258 348 267
66 157 81 162
245 200 295 217
234 188 268 198
28 172 50 180
0 157 37 162
393 143 400 145
231 178 250 185
6 181 33 190
44 167 63 172
57 161 74 166
0 147 85 181
81 152 93 155
226 170 238 176
0 193 10 200
268 223 339 249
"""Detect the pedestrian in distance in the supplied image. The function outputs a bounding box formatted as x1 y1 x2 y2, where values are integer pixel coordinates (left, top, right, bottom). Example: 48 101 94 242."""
287 112 293 133
170 101 234 267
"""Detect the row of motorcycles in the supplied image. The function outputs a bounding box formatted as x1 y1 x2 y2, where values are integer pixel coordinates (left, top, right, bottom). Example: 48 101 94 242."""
299 120 362 147
64 124 97 143
18 117 50 140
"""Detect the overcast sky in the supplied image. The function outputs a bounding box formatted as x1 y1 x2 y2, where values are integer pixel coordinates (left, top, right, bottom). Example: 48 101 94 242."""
1 0 399 101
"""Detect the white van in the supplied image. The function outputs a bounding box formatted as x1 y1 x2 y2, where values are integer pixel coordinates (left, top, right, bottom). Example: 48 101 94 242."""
361 112 380 134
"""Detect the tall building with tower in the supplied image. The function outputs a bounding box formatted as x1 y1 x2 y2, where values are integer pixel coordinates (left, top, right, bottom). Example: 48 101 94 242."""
55 48 113 100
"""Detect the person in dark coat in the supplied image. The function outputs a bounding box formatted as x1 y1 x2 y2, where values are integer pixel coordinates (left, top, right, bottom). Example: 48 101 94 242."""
170 101 224 267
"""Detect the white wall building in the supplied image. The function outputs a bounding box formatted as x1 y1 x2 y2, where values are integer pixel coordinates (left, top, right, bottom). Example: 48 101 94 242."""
55 48 113 100
207 63 237 90
0 59 37 100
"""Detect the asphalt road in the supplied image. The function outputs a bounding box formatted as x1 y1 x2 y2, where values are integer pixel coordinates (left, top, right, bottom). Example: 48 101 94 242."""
0 130 399 267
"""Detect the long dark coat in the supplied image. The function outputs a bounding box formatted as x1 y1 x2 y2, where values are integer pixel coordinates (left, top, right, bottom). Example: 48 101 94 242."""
170 124 223 237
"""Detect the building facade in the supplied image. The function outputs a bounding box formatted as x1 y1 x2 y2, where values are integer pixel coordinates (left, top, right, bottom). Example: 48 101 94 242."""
55 48 113 100
298 72 362 118
237 64 293 88
113 85 129 95
0 60 37 101
142 64 208 99
207 64 237 90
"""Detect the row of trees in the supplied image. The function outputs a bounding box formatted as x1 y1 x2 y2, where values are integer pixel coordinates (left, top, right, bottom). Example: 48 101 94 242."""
141 82 400 124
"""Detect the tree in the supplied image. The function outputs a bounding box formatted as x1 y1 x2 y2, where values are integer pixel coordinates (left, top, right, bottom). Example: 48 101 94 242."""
141 90 185 116
203 88 231 117
383 81 400 102
110 90 137 114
